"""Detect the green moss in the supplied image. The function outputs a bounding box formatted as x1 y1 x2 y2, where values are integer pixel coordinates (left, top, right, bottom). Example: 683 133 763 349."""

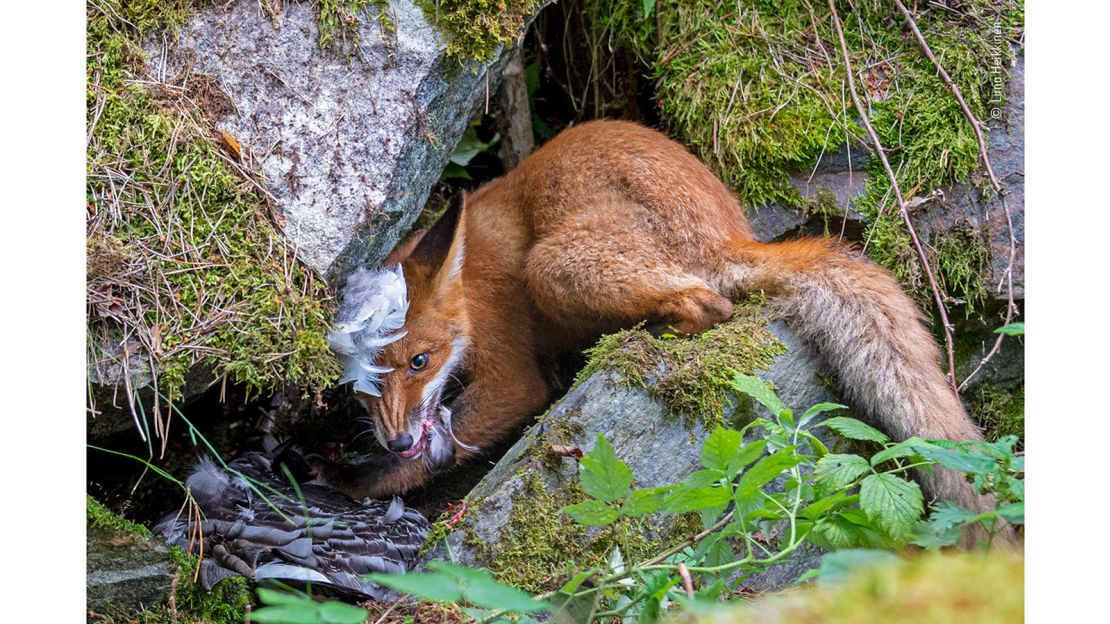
87 494 153 538
574 297 787 430
168 546 252 624
972 383 1024 445
464 473 698 593
934 227 990 317
318 0 397 60
87 1 340 402
417 0 542 62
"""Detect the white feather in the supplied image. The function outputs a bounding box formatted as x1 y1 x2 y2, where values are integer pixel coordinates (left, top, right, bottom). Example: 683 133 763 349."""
328 265 410 397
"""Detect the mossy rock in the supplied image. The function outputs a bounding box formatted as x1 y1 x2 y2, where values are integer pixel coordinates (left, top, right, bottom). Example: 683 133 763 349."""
423 302 848 594
87 496 250 624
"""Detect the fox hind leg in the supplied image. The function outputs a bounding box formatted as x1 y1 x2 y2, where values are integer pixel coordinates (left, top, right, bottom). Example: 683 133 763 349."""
524 226 732 336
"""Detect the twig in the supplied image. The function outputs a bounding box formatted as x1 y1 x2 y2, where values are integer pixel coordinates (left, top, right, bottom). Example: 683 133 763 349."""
677 562 695 599
637 511 735 568
891 0 1020 389
826 0 959 394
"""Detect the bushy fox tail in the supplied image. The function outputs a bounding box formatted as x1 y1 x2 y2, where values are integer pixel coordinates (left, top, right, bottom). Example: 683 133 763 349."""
722 238 989 518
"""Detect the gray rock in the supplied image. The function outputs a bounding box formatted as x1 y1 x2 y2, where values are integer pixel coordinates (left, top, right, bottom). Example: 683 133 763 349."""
145 0 548 281
428 319 840 594
87 524 176 615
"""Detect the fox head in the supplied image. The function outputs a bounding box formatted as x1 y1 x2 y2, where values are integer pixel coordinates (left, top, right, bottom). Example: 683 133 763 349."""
330 194 473 472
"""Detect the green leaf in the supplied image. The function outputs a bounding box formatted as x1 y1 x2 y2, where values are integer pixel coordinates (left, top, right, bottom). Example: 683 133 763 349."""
870 437 929 467
729 373 787 418
994 322 1024 336
800 491 850 521
996 502 1024 524
561 500 619 526
579 434 633 502
643 0 656 19
860 473 924 540
620 487 668 517
558 570 592 594
912 442 998 474
700 426 744 472
428 563 549 613
820 416 890 443
365 571 464 603
737 448 805 495
813 549 901 587
662 485 731 513
925 501 979 531
682 469 722 488
799 402 848 427
462 575 549 613
814 454 871 489
252 594 369 624
730 440 769 474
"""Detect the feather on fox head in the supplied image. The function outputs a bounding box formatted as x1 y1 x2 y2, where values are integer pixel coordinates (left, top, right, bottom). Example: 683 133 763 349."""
329 194 475 471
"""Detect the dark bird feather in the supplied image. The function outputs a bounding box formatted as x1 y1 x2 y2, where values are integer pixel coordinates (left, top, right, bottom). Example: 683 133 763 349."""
154 452 429 600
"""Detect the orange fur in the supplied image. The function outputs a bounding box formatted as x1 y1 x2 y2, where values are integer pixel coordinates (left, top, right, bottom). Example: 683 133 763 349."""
325 121 999 543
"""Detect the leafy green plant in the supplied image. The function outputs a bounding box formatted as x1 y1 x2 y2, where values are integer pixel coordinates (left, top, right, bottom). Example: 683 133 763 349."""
367 372 1023 622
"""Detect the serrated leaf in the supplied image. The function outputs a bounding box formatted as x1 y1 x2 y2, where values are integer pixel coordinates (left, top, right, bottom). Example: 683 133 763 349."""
821 417 890 443
561 500 619 526
994 322 1024 336
620 487 667 517
911 442 998 474
800 491 850 520
799 402 848 427
925 501 979 531
870 437 928 467
997 502 1024 524
701 426 744 472
814 454 871 489
579 434 633 502
729 372 787 417
860 473 924 540
730 440 769 474
737 448 805 495
662 485 731 513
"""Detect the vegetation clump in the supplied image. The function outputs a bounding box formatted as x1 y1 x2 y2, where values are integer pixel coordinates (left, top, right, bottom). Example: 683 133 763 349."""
677 551 1023 624
87 1 339 405
463 473 697 593
575 298 787 430
418 0 544 62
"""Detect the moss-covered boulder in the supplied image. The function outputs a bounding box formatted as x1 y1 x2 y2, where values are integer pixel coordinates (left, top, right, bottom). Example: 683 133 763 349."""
424 303 845 594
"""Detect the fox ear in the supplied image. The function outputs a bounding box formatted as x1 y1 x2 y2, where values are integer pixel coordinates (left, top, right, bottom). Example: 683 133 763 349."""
409 192 465 284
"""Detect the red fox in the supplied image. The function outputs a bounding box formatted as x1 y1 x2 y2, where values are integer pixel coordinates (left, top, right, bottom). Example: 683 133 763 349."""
323 120 991 523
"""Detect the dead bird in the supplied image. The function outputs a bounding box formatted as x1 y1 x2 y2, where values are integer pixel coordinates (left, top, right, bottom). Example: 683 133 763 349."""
154 450 429 600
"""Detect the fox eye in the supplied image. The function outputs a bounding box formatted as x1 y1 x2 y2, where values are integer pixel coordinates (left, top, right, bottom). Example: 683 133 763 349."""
410 353 430 370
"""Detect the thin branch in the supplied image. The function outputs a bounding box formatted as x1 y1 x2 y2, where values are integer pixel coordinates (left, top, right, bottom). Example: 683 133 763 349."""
826 0 959 394
677 562 696 599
